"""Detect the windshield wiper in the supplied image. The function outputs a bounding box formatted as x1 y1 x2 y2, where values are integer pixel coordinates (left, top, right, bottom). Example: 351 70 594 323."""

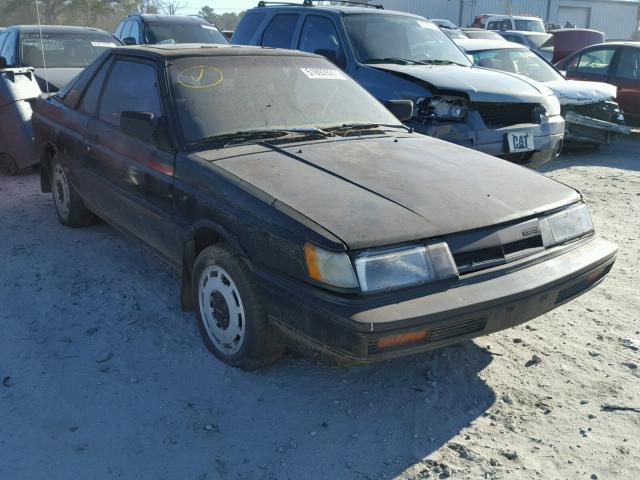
189 128 330 148
416 59 468 67
363 57 426 65
324 122 412 135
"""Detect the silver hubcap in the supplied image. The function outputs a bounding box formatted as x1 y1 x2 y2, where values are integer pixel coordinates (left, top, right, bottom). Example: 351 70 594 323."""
53 165 70 219
199 266 246 355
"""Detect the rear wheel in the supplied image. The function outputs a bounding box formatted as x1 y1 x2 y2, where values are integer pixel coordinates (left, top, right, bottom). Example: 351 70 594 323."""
51 160 94 227
193 245 284 370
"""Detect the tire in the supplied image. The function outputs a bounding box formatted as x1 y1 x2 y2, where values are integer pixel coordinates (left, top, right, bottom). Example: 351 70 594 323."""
0 154 19 176
192 244 284 370
50 159 94 227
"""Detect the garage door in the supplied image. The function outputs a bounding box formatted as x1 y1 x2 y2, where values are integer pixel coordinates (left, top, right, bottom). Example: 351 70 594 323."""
557 6 591 28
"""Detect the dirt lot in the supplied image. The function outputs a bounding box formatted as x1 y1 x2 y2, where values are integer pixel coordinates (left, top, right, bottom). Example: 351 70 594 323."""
1 138 639 480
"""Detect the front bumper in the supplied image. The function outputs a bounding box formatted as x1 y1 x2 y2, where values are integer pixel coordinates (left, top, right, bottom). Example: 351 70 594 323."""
412 113 565 170
257 237 617 364
564 111 631 145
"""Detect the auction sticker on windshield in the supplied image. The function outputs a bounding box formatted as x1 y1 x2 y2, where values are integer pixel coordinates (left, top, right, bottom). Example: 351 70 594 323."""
301 67 346 80
507 131 534 153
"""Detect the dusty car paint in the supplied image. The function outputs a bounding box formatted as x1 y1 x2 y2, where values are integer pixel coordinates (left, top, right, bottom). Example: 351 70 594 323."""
0 66 40 174
33 45 617 366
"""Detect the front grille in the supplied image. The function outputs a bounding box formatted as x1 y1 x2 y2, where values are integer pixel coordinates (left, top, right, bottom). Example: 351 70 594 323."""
475 103 536 127
428 317 487 342
454 235 543 274
367 316 487 356
564 101 621 123
555 263 613 305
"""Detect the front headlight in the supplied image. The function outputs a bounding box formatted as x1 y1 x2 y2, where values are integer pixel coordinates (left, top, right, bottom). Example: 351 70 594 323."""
543 94 561 117
354 242 458 293
540 203 594 246
417 96 468 122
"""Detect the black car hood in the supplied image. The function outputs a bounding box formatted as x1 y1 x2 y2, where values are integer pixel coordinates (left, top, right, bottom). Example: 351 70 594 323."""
199 135 579 250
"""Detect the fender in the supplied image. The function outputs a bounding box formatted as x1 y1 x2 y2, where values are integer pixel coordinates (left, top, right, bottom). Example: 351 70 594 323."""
180 218 250 312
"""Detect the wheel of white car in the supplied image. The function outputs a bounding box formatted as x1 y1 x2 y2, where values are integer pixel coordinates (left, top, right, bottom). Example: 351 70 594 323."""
192 244 284 370
50 159 94 227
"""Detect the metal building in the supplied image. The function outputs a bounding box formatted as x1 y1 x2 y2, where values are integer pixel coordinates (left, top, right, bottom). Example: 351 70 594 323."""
377 0 640 39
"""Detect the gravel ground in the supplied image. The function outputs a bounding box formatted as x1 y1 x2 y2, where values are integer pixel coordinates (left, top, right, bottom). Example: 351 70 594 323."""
1 138 639 480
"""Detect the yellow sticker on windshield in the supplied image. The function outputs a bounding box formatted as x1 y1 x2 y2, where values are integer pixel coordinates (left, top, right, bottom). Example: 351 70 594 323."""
178 66 224 89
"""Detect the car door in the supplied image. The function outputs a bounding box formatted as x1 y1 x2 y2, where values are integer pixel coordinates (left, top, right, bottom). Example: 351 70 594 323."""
609 46 640 124
85 57 180 263
564 46 618 83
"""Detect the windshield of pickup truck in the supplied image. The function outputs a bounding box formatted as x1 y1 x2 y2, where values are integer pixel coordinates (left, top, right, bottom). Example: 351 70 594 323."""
344 14 471 67
146 22 227 44
169 55 401 143
20 31 118 68
472 48 563 82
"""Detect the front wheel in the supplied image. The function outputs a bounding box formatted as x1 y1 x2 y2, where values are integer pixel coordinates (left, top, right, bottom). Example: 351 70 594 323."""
192 245 284 370
51 160 94 227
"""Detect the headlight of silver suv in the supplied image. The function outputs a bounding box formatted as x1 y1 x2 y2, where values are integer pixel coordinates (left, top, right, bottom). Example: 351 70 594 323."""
540 203 594 246
417 96 468 122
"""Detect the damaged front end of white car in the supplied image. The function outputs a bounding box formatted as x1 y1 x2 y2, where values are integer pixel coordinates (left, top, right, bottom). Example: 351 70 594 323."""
547 80 631 145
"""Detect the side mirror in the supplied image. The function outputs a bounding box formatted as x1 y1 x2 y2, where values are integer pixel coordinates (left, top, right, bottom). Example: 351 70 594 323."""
314 48 346 69
123 37 137 46
121 111 172 150
121 111 157 141
0 57 7 69
384 99 414 122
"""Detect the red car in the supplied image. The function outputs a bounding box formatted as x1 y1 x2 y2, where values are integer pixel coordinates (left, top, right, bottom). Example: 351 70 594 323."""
555 42 640 125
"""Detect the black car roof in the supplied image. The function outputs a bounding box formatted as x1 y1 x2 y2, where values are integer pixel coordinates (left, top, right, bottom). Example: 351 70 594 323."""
14 25 112 34
110 43 318 59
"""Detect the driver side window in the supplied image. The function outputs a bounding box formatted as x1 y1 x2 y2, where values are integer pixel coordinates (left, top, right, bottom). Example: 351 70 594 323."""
298 15 346 68
98 59 162 129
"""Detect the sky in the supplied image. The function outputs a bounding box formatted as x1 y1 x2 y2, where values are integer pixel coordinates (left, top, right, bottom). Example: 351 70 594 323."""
177 1 260 15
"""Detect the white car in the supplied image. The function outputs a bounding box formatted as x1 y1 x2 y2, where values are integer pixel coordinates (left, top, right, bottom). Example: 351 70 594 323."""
457 39 630 146
472 14 546 33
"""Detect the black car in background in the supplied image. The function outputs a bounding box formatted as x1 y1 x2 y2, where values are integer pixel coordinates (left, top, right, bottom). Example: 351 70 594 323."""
0 25 121 92
114 14 228 45
33 44 616 370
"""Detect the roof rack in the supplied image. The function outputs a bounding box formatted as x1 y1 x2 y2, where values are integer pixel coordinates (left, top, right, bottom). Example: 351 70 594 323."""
256 0 384 9
257 1 314 7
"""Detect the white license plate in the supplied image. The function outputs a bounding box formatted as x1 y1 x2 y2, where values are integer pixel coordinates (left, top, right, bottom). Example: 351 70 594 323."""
507 131 534 153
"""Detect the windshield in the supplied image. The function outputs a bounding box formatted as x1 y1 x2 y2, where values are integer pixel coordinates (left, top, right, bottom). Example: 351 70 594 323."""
344 14 471 66
169 55 401 144
19 31 118 68
526 33 552 48
145 22 228 45
513 19 545 32
472 48 563 82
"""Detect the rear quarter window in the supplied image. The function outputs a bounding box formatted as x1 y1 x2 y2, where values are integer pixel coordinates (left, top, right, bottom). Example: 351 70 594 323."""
232 12 266 44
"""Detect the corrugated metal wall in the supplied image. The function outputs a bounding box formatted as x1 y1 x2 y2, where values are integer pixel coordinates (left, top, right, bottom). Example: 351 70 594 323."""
378 0 640 39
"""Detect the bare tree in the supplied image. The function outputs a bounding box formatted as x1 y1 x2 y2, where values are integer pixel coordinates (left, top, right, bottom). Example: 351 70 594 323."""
159 1 186 15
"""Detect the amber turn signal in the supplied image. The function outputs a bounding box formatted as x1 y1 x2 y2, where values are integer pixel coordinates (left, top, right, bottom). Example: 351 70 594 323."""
377 330 428 349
